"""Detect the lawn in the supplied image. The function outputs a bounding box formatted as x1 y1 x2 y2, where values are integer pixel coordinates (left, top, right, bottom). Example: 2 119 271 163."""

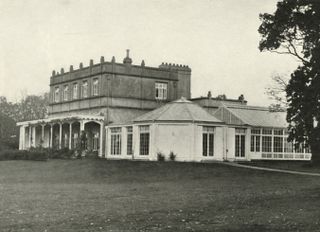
239 160 320 173
0 159 320 231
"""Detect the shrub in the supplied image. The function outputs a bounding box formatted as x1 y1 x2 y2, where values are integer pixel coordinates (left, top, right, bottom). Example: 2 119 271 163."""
157 152 165 161
169 151 176 161
46 148 76 159
0 149 47 161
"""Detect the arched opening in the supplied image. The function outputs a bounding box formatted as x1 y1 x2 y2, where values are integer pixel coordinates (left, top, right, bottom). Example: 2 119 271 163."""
84 121 101 153
71 122 80 149
34 125 43 147
52 124 60 149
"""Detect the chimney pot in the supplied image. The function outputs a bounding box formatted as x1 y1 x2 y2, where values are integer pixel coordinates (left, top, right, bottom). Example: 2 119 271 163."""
79 62 83 69
70 65 73 72
100 56 105 63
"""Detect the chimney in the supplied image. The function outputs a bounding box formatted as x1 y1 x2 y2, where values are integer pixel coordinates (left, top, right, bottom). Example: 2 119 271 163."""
123 49 132 65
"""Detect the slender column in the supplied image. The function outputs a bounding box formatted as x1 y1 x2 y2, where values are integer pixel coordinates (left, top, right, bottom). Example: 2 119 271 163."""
50 124 53 148
99 122 104 157
69 122 73 149
32 126 36 147
80 120 85 131
28 126 32 149
19 126 25 150
41 125 45 146
59 123 62 149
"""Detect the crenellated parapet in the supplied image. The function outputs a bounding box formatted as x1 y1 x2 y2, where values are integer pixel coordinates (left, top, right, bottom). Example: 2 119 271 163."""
158 62 191 72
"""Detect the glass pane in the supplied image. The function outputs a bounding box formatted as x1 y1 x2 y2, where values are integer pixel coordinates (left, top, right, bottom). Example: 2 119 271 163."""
202 134 207 156
209 134 214 156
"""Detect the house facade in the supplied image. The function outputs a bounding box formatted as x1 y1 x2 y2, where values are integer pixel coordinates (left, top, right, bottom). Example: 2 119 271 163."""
17 51 311 161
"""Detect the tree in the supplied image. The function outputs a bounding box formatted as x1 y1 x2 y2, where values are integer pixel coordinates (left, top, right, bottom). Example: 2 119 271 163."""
18 93 49 121
258 0 320 161
265 74 288 112
0 93 49 122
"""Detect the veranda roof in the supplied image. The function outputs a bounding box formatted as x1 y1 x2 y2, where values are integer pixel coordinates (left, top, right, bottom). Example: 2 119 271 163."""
16 114 105 126
133 97 222 124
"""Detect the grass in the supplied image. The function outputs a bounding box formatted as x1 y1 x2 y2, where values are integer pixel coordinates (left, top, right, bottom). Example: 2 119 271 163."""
0 159 320 231
239 160 320 173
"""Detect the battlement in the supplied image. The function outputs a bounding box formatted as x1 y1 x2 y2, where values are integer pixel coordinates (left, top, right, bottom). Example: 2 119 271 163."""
50 50 192 83
158 62 191 72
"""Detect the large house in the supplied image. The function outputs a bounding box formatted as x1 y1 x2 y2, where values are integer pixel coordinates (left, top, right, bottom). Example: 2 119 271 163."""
17 51 311 161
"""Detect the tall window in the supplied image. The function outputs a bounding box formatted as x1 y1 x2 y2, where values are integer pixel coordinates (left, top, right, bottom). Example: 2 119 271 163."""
139 125 149 155
155 82 168 100
82 80 88 98
73 83 78 100
235 128 246 157
250 128 261 152
92 78 99 96
54 86 60 103
63 85 69 101
202 126 214 157
110 128 121 155
127 127 133 155
262 128 272 152
273 129 284 152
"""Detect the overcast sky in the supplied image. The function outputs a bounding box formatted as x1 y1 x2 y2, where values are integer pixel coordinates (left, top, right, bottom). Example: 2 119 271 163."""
0 0 300 106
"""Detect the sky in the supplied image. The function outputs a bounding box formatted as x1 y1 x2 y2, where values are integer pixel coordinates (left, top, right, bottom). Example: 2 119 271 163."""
0 0 300 106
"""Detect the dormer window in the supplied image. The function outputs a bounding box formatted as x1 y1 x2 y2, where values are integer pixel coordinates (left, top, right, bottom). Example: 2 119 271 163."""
155 82 167 100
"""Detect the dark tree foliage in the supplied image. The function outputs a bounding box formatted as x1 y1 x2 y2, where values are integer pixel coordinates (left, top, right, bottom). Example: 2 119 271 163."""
259 0 320 161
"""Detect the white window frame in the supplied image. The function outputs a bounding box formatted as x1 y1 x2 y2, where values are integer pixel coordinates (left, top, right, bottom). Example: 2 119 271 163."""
82 81 88 98
127 127 133 155
202 126 215 157
54 86 60 103
73 83 78 100
92 78 99 96
155 82 168 100
110 127 122 155
235 128 246 158
139 125 150 156
63 85 69 101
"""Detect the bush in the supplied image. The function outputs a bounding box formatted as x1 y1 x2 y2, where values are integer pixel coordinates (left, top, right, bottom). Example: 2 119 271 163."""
157 152 165 161
46 148 76 159
169 151 176 161
0 149 47 161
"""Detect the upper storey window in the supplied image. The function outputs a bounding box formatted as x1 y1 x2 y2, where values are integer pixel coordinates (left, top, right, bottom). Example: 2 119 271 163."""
82 81 88 98
155 82 167 100
92 78 99 96
63 85 69 101
54 87 60 103
73 83 78 100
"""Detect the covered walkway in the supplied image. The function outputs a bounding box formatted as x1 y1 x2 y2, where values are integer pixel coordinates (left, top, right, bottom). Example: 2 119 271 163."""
17 115 105 156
